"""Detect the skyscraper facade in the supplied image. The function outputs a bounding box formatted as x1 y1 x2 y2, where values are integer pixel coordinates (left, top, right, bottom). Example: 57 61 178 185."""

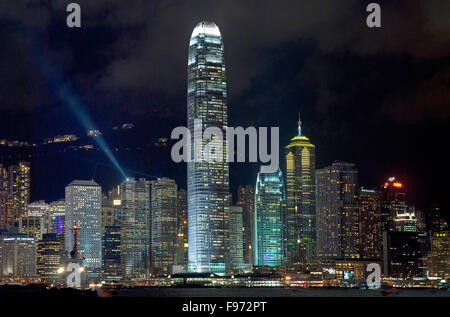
120 178 150 276
229 205 244 269
0 162 30 222
380 177 407 232
8 162 30 220
236 185 255 265
254 168 286 267
48 200 65 237
103 225 121 275
427 231 450 278
0 191 14 230
65 180 102 268
285 116 316 264
316 161 359 260
150 178 178 274
0 234 36 277
37 233 63 282
358 188 382 260
187 21 230 274
175 189 188 267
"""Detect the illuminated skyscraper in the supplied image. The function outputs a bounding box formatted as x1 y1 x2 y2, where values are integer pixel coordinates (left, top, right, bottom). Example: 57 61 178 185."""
427 231 450 278
0 191 14 230
48 200 65 237
358 188 382 260
254 168 286 267
316 161 359 260
187 21 229 274
65 180 102 268
229 206 244 269
380 177 407 232
120 178 150 276
285 114 316 264
37 233 63 282
150 178 178 274
236 185 255 265
175 189 188 267
3 162 30 221
103 225 121 275
380 178 424 277
8 162 30 220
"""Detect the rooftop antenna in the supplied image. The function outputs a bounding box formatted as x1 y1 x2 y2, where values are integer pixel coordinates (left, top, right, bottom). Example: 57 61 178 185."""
297 112 302 136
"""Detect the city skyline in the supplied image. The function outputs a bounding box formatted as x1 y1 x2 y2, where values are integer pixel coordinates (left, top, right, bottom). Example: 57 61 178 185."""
0 2 449 302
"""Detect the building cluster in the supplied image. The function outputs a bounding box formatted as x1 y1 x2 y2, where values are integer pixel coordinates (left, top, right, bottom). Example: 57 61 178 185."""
0 21 448 288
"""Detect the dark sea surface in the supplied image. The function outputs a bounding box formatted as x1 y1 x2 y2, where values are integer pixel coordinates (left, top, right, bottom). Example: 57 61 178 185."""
100 287 450 297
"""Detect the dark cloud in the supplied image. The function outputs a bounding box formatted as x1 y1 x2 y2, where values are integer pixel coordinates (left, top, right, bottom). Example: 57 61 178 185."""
0 1 449 212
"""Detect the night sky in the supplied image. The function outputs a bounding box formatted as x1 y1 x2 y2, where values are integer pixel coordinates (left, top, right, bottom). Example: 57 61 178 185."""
0 1 449 219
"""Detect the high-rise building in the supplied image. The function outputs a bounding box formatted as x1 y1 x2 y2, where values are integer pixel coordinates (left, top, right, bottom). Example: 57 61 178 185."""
0 191 14 230
120 178 150 276
316 161 359 260
187 21 230 274
102 194 116 234
8 162 30 220
236 185 255 265
285 115 316 264
150 178 178 274
380 178 424 277
358 188 382 260
388 231 423 278
0 233 36 277
380 177 407 232
427 231 449 278
175 189 188 267
103 225 121 275
65 180 102 268
254 168 286 267
229 206 244 269
48 200 65 237
37 233 63 282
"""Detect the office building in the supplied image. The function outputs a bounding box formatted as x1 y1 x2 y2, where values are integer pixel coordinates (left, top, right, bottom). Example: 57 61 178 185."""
236 185 255 265
254 168 286 267
37 233 63 282
316 161 359 260
65 180 102 268
285 115 316 264
358 188 382 260
151 178 178 274
120 178 150 276
229 205 244 269
187 21 230 274
0 234 36 277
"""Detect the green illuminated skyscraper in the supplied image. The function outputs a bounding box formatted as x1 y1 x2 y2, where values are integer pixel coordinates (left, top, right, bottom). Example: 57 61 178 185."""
254 168 286 267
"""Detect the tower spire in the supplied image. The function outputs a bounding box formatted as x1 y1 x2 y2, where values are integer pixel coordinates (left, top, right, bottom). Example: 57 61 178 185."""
297 112 302 136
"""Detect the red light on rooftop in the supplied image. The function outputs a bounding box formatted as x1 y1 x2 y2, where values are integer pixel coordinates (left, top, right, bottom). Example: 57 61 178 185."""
384 182 389 187
393 182 402 188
